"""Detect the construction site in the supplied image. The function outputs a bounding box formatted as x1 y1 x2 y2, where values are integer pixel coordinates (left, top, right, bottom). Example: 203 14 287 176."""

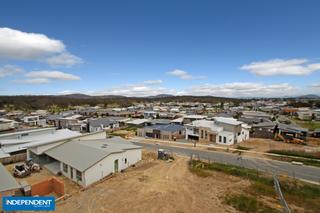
2 150 312 213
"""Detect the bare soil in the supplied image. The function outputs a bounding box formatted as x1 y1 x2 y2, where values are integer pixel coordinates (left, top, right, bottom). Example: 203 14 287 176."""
55 151 250 213
235 138 320 153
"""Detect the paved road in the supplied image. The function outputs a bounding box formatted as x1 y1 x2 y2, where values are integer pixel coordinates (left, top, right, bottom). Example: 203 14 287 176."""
133 141 320 183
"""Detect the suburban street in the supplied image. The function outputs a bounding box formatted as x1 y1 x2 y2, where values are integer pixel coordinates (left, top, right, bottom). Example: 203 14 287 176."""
133 140 320 184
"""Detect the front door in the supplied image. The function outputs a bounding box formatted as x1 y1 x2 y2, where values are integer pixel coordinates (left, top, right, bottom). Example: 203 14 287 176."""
114 159 119 172
70 167 73 179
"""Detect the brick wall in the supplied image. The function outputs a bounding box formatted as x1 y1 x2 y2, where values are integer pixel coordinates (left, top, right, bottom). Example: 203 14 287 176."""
31 177 65 197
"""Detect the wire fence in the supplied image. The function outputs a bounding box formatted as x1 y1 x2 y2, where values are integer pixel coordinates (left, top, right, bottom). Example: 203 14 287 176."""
189 153 292 213
273 174 291 213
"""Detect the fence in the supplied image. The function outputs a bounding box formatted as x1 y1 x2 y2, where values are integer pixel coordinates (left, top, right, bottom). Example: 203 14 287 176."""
273 174 291 213
0 153 27 164
189 153 292 212
31 177 65 197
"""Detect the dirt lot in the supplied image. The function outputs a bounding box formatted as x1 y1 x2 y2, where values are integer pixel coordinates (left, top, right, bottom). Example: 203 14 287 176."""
234 138 320 153
54 151 251 213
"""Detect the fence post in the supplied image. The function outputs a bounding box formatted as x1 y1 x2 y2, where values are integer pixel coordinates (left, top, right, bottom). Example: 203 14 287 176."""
273 174 291 213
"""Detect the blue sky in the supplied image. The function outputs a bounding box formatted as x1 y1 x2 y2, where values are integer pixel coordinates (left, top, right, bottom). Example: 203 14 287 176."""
0 0 319 97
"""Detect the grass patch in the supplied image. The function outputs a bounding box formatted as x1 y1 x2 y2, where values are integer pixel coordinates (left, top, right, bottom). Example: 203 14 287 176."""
123 126 138 131
189 166 212 178
189 159 320 212
293 119 320 131
272 156 320 167
236 145 252 150
268 150 320 160
225 194 280 213
268 150 320 167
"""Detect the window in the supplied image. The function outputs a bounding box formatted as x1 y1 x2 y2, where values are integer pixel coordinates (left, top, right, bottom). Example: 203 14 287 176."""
219 136 222 142
63 163 68 173
125 158 127 164
205 131 207 139
223 137 226 143
201 130 204 138
76 170 82 181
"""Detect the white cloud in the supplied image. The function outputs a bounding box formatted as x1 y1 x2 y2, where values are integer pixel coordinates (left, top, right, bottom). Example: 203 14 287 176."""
143 80 163 84
0 27 83 67
241 58 320 76
0 64 23 78
26 71 80 81
54 81 299 97
311 83 320 88
167 69 205 80
0 27 65 60
46 52 83 67
93 81 174 97
15 78 51 84
178 82 296 97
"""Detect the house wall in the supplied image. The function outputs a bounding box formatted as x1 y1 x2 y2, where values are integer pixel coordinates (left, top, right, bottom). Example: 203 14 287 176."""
31 177 64 197
236 128 250 143
60 161 85 186
84 149 141 187
185 126 199 140
160 130 185 141
216 132 234 145
0 122 13 131
251 127 274 138
218 123 241 133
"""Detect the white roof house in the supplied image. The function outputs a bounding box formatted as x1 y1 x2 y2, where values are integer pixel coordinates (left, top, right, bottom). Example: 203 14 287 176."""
185 117 250 145
126 119 150 126
0 128 81 158
43 137 142 187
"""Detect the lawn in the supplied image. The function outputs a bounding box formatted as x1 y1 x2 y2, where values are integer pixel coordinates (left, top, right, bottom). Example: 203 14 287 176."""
293 118 320 131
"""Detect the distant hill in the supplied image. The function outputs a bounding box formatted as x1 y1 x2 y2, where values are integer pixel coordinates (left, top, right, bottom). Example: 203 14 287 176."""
60 94 127 99
147 94 175 98
296 94 320 99
0 94 243 110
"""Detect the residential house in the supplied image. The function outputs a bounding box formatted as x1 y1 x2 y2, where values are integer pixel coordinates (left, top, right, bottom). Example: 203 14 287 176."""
87 118 120 132
274 123 308 141
137 124 185 141
313 109 320 121
0 118 16 132
251 122 276 139
143 111 158 119
297 108 313 120
185 117 250 145
0 128 81 162
23 115 46 126
42 137 141 187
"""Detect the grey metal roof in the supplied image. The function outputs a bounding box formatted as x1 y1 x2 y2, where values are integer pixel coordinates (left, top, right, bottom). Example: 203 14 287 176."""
252 121 276 128
45 137 141 172
277 123 308 133
144 124 185 132
0 163 20 192
88 118 118 127
150 119 172 125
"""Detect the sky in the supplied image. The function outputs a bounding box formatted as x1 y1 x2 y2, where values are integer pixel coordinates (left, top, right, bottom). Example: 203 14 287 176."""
0 0 320 97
